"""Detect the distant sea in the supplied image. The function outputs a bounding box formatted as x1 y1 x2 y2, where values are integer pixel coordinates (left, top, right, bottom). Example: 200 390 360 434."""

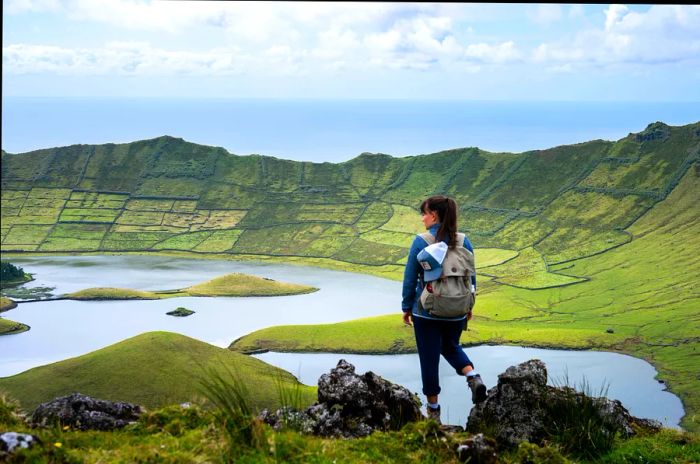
2 97 698 163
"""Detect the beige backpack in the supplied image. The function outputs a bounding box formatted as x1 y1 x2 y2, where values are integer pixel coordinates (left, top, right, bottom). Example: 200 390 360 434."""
418 232 476 318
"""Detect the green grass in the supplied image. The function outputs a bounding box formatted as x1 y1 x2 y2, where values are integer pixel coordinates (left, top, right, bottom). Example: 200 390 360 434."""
229 313 626 355
192 229 243 252
0 316 29 335
380 204 425 234
152 231 213 251
354 201 394 232
2 225 53 246
66 287 170 300
484 247 586 289
0 331 316 412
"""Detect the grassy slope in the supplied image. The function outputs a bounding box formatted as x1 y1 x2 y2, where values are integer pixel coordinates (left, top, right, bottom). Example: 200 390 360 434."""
0 331 316 412
231 167 700 431
65 272 317 300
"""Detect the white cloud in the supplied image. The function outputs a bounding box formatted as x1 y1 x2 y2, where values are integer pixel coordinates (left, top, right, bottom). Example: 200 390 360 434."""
464 41 520 63
12 2 696 79
534 5 700 67
2 42 251 75
605 4 629 31
6 1 521 74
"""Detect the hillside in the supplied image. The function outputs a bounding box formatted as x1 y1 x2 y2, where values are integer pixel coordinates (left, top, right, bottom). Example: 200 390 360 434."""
1 120 699 431
0 331 316 412
1 121 696 276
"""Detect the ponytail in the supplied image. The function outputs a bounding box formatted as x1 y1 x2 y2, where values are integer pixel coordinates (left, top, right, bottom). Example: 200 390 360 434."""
420 195 458 247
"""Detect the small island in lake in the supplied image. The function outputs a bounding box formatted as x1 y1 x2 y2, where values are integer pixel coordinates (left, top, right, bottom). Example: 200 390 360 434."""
65 272 318 301
166 307 195 317
0 261 33 288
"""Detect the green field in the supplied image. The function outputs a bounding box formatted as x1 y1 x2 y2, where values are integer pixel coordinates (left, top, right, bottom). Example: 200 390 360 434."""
1 121 699 435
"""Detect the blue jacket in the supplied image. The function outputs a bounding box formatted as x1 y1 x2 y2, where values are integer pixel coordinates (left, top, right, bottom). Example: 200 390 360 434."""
401 223 477 321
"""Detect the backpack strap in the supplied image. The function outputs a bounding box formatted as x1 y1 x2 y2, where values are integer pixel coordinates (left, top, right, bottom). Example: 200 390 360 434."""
421 232 465 247
419 232 436 245
417 232 435 291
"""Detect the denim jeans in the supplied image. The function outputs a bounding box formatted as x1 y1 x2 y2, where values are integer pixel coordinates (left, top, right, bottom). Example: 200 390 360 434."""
413 315 473 396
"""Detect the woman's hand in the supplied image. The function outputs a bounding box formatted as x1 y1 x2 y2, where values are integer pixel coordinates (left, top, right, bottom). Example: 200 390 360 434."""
402 310 413 326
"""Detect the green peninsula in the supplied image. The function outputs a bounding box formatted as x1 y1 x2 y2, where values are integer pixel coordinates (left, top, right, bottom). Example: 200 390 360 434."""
65 272 318 300
0 317 29 335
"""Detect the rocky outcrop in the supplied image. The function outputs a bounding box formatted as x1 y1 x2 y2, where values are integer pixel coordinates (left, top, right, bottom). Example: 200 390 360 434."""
31 393 144 431
635 122 671 143
466 359 661 448
260 359 422 438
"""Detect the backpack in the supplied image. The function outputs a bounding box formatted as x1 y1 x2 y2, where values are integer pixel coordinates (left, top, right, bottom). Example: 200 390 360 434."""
418 232 476 318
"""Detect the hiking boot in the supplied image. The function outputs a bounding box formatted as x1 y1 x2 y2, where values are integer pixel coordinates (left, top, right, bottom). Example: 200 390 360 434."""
467 374 487 404
426 405 441 424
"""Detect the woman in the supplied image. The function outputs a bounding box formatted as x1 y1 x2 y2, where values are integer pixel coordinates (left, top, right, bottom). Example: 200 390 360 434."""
401 195 487 424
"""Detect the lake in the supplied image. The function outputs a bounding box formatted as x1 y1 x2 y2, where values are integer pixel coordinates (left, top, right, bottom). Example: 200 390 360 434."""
0 255 684 428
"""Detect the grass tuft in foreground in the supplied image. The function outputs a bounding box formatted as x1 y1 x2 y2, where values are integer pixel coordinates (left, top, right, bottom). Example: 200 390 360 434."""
198 364 267 457
544 375 618 460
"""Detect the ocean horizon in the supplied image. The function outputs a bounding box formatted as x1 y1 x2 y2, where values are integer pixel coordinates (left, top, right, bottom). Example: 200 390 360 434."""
3 97 699 163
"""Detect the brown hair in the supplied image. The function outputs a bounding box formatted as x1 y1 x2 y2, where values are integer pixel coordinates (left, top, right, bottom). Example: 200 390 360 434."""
420 195 458 247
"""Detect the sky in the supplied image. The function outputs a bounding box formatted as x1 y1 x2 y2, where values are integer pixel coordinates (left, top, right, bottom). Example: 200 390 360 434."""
2 1 700 101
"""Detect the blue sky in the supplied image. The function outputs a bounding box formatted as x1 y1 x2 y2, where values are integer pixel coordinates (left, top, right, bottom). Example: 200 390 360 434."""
3 2 700 101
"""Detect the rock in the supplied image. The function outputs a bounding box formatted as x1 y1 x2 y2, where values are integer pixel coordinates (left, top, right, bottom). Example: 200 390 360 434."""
635 122 670 143
606 328 615 334
0 432 41 454
455 433 498 464
31 393 144 431
467 359 661 449
166 307 195 317
260 359 422 438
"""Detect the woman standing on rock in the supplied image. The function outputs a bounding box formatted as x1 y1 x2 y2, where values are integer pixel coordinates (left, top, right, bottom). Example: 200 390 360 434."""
401 195 487 424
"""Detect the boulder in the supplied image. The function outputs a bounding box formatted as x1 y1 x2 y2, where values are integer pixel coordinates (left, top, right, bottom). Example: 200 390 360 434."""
0 432 40 455
31 393 144 431
260 359 422 438
466 359 661 448
455 433 498 464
